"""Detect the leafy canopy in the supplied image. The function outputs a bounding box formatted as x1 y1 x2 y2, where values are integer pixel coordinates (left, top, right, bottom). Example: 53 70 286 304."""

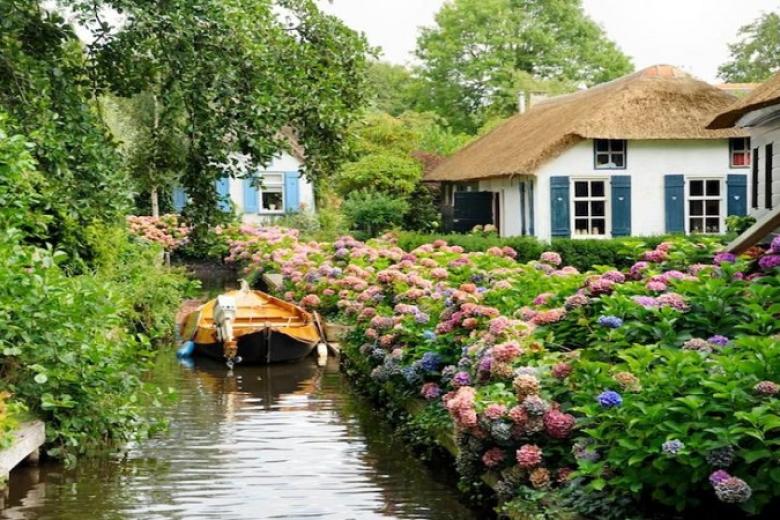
0 1 132 264
718 12 780 83
414 0 634 132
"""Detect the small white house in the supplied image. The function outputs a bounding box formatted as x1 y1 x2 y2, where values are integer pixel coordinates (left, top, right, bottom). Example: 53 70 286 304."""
427 65 752 241
709 71 780 219
173 131 315 223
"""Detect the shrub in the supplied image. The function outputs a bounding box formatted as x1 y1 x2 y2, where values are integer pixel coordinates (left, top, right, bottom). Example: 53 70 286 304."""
342 190 409 235
335 152 422 198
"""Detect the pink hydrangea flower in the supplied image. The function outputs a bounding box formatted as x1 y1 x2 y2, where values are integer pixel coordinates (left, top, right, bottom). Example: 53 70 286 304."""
516 444 543 468
540 251 562 266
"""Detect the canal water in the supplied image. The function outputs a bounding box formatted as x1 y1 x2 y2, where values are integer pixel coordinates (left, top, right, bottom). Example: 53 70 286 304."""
2 356 481 520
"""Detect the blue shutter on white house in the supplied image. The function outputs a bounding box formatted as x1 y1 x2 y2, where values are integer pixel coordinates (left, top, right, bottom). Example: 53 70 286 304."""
664 175 685 233
215 177 231 211
529 181 535 236
284 172 300 212
172 186 187 213
610 176 631 236
726 174 748 217
243 178 258 213
550 176 570 237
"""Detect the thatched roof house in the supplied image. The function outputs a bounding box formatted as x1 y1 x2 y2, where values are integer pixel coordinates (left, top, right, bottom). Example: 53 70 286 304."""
708 71 780 129
429 65 754 241
427 65 745 182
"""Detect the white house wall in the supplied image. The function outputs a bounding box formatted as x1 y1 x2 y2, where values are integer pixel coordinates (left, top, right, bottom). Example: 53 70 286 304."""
479 139 747 241
746 120 780 217
225 152 315 224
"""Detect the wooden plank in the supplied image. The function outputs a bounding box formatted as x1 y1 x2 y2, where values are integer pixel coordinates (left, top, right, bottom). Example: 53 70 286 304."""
0 421 45 483
726 206 780 254
261 273 284 292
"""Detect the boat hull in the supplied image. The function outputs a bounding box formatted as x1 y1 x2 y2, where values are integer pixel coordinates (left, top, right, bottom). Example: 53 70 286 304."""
194 329 318 364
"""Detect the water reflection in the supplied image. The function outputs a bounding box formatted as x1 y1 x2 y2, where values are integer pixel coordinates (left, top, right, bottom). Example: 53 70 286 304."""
2 357 480 520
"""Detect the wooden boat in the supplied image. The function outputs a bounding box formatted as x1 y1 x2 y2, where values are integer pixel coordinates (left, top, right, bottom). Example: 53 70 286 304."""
179 283 322 365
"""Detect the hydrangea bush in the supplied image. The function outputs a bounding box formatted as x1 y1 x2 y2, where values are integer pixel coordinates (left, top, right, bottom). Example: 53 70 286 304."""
223 228 780 517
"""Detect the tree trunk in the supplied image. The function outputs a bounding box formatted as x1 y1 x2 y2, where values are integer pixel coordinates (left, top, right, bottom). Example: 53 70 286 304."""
150 93 160 218
151 186 160 217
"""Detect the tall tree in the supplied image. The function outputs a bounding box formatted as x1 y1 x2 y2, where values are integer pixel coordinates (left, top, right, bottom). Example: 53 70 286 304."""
414 0 633 132
366 61 422 116
718 12 780 83
74 0 371 233
0 1 131 263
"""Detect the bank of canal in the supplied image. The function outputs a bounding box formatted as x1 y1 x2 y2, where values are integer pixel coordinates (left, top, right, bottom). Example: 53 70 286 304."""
1 355 482 519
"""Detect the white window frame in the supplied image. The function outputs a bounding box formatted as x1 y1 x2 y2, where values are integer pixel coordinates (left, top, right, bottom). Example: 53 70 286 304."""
570 177 611 239
258 173 285 214
685 177 724 235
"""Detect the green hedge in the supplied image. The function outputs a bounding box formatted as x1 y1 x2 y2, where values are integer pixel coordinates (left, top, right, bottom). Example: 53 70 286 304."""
394 232 731 271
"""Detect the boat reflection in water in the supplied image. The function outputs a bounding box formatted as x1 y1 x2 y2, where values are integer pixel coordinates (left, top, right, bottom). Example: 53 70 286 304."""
1 356 481 520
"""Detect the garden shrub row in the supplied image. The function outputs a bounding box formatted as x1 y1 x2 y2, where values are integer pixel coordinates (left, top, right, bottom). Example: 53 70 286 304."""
211 224 780 518
394 230 730 272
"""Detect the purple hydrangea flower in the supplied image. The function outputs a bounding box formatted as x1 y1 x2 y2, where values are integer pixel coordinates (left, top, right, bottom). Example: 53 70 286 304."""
758 254 780 271
662 439 685 455
452 371 471 387
708 335 730 347
713 252 737 265
632 295 658 308
598 315 623 329
709 470 731 486
597 390 623 408
771 235 780 254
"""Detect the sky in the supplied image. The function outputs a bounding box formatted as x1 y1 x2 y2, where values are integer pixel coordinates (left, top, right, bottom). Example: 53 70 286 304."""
318 0 780 83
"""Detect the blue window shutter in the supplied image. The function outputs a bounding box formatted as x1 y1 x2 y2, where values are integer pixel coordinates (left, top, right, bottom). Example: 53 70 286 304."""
215 177 231 211
519 182 527 235
611 176 631 236
529 180 535 236
172 186 186 213
664 175 685 233
550 176 570 237
726 174 748 216
243 178 258 213
284 172 300 212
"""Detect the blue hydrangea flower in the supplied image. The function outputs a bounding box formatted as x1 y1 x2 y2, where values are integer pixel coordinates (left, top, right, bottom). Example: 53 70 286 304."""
402 365 423 385
422 330 437 341
598 315 623 329
597 390 623 408
419 351 442 372
370 347 387 362
662 439 685 455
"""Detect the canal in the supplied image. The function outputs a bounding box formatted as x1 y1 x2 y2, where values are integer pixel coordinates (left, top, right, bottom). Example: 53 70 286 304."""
2 356 481 519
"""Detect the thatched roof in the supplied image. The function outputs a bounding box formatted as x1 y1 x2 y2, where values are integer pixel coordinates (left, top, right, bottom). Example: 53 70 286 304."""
708 71 780 129
426 65 747 182
278 126 306 163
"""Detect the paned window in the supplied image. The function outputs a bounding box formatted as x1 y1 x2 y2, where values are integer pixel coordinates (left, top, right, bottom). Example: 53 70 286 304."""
260 173 284 213
729 137 751 168
594 139 626 169
573 179 607 236
688 179 721 233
